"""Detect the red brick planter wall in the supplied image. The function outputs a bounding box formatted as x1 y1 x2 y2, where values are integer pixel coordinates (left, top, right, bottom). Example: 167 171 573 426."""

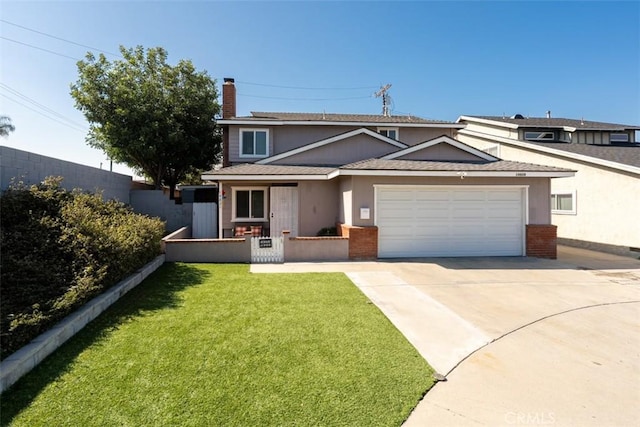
526 224 557 259
338 224 378 260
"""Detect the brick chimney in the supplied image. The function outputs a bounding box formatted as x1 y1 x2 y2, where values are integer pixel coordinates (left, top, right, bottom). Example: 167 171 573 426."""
222 78 236 119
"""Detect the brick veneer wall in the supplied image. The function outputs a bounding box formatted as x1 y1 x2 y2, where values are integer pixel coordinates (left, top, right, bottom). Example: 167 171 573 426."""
526 224 557 259
338 224 378 260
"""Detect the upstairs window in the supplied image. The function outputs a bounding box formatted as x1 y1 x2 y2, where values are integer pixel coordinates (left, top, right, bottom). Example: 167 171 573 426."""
525 131 555 141
610 133 629 143
551 191 576 215
240 129 269 157
378 127 399 140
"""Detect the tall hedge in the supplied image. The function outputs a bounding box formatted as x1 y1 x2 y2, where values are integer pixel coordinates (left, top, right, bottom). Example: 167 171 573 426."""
1 177 165 359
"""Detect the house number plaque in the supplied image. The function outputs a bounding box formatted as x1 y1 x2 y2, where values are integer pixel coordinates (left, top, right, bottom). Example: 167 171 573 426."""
259 239 272 248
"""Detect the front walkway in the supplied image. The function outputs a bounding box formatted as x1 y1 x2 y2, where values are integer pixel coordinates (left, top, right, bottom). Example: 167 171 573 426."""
251 246 640 426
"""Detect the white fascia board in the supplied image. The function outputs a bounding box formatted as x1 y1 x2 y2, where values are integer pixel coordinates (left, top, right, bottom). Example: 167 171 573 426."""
382 135 498 161
217 119 465 128
256 128 407 165
201 174 333 181
459 128 640 175
337 169 575 178
456 115 520 129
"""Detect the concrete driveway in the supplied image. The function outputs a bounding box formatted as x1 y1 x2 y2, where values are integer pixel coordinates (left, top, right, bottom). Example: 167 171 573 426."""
252 246 640 426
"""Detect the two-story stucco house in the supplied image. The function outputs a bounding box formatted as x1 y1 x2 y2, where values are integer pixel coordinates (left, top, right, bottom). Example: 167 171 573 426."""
456 115 640 257
202 79 574 259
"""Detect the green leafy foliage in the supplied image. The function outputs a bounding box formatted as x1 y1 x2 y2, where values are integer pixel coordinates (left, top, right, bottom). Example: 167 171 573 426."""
0 177 165 359
70 46 222 196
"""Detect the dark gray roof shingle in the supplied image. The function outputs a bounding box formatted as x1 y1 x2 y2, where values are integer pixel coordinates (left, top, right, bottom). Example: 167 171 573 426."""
526 142 640 168
470 116 640 130
203 164 336 176
245 112 454 124
341 159 575 172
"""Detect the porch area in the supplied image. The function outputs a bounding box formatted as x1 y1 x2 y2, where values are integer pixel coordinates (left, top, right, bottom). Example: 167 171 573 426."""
162 226 350 263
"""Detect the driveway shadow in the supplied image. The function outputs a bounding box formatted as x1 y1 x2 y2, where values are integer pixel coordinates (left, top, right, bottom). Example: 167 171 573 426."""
0 263 210 425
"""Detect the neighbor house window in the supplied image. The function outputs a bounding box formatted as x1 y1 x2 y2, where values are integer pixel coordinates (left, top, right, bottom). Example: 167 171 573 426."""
525 131 555 141
232 187 267 221
378 127 399 140
610 133 629 143
240 129 269 157
551 191 576 215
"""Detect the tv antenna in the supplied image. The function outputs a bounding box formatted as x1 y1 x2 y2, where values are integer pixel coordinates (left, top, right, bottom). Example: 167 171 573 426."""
374 83 392 117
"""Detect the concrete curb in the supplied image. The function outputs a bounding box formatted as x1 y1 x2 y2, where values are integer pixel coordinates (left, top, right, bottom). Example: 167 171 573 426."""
0 254 165 394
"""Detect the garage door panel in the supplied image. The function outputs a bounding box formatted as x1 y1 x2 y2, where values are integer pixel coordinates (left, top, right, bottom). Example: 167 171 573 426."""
377 187 524 258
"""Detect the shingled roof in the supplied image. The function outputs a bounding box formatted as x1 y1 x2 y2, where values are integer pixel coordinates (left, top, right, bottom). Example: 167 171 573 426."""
466 116 640 131
241 112 455 124
341 159 575 173
525 142 640 168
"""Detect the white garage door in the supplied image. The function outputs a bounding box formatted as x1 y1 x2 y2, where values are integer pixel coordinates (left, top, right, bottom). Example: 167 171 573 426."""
377 186 525 258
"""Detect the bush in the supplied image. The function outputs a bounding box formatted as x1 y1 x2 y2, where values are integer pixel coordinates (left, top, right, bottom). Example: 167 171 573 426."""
0 177 165 359
316 226 338 237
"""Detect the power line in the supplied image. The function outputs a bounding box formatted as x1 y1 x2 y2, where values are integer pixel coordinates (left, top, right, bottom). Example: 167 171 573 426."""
0 36 80 61
0 94 87 133
0 83 86 129
0 19 122 57
237 93 372 101
234 80 379 91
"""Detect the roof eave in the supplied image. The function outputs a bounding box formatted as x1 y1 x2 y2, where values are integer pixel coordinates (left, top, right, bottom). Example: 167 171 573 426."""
217 119 464 128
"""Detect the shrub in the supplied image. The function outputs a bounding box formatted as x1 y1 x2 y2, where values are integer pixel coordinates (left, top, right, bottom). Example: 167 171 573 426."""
0 177 165 359
316 226 338 237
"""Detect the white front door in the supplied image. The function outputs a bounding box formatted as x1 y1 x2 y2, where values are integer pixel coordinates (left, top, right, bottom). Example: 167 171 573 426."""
270 186 299 237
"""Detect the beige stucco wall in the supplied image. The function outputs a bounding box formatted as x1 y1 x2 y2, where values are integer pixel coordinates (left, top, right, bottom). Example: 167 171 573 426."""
227 124 460 164
398 143 482 161
272 134 398 166
463 122 519 139
218 180 339 237
458 134 640 248
344 176 550 227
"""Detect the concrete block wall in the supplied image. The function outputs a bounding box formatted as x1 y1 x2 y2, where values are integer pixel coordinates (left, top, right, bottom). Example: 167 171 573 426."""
526 224 558 259
0 255 166 393
130 190 193 233
0 146 132 203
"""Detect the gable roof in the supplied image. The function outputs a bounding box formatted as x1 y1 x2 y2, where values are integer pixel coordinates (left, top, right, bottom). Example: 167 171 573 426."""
219 112 465 128
340 159 575 176
525 142 640 168
458 128 640 175
458 115 640 131
381 135 498 162
202 159 574 180
256 128 407 165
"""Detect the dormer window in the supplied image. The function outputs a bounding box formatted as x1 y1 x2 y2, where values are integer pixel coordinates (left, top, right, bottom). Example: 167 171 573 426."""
524 131 555 141
610 133 629 143
378 127 399 140
240 129 269 158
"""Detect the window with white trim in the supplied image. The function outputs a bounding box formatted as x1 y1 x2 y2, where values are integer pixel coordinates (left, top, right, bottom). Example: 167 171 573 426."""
551 191 576 215
240 129 269 157
378 127 399 140
610 133 629 143
525 131 555 141
232 187 267 221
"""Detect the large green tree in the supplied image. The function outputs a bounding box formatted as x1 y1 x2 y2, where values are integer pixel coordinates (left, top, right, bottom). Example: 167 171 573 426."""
0 116 15 137
70 46 221 196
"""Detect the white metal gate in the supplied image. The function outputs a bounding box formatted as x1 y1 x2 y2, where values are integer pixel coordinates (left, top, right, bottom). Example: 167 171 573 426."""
192 202 218 238
250 236 284 263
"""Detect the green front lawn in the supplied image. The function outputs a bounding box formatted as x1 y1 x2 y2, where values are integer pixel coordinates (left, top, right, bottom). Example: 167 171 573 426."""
1 264 433 426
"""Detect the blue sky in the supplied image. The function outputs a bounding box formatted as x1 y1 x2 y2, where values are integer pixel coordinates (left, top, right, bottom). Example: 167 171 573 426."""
1 1 639 178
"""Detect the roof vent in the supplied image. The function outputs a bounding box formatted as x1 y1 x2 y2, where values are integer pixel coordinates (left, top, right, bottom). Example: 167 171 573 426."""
511 114 525 119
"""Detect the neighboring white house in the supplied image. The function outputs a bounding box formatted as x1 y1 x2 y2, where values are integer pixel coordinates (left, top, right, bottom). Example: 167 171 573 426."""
456 114 640 257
